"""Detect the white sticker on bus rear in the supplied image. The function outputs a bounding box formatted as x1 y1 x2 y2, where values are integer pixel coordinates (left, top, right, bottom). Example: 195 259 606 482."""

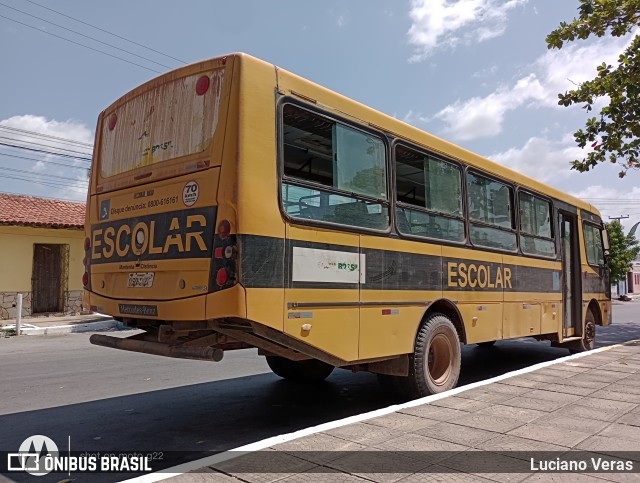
291 247 366 284
183 181 199 206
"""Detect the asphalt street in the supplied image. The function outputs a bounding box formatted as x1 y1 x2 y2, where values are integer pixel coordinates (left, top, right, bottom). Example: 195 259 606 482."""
0 302 638 482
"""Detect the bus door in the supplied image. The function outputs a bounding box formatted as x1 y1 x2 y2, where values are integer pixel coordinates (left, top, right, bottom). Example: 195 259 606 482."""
559 212 582 338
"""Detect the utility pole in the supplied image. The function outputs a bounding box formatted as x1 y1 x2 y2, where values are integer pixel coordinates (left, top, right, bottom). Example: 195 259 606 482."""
609 215 630 222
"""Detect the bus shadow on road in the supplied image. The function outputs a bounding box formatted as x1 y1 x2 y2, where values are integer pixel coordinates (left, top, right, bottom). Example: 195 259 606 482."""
2 333 633 482
0 370 394 481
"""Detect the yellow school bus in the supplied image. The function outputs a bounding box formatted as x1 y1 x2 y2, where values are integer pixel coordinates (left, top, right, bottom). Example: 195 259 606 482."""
84 53 611 397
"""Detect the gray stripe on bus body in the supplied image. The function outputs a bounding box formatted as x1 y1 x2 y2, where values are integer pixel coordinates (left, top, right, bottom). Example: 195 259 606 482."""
239 235 285 289
583 271 609 294
239 234 565 293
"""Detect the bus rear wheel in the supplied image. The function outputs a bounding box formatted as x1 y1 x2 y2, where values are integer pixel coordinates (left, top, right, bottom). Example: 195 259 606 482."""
387 313 461 399
266 356 334 382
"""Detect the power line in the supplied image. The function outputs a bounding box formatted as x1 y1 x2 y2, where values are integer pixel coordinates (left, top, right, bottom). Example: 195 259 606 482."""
0 2 175 70
0 166 88 183
2 173 88 193
23 0 187 65
0 141 91 162
0 136 91 157
2 171 87 189
0 189 84 202
0 151 89 170
0 13 162 74
0 125 93 148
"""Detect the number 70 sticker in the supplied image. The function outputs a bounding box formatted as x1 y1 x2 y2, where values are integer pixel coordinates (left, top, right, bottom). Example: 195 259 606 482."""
183 181 199 206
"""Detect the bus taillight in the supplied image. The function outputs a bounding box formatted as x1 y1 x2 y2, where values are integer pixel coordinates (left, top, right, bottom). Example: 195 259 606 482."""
84 237 91 251
196 76 210 96
215 268 229 286
82 272 89 287
108 113 117 131
211 218 236 291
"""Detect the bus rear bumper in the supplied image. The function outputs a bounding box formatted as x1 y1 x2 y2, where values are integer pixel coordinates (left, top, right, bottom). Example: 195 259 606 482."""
83 284 247 321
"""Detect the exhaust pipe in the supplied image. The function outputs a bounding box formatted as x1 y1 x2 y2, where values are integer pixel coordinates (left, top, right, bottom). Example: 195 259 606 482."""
89 334 224 362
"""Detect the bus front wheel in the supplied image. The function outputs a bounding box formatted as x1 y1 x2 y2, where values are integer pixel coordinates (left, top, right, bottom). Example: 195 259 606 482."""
569 310 596 354
266 356 334 382
392 313 461 398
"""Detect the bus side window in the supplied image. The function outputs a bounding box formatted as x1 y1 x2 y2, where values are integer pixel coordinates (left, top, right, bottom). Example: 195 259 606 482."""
394 145 464 243
281 104 389 231
519 192 555 257
467 173 516 251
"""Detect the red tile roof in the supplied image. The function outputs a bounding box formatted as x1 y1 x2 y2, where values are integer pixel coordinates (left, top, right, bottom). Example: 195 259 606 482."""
0 193 85 229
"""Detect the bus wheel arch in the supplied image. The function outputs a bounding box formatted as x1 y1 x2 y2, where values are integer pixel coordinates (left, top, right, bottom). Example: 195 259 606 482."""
423 299 466 345
587 299 603 326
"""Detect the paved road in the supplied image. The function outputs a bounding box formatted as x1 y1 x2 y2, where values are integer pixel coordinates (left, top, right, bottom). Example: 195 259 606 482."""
0 302 638 481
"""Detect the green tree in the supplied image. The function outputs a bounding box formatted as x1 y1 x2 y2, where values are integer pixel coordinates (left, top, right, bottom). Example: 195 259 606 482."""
605 220 640 281
546 0 640 177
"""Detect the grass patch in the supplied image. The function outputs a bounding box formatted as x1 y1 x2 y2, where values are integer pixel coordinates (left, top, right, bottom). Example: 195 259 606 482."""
0 327 17 337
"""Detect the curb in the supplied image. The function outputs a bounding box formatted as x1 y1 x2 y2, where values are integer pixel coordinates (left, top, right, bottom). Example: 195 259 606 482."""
18 319 117 336
122 341 635 483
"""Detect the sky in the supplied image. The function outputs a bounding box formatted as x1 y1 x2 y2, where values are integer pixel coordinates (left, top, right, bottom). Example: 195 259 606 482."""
1 0 638 229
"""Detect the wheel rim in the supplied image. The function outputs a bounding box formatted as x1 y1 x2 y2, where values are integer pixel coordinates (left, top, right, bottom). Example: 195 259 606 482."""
585 319 595 346
427 333 453 386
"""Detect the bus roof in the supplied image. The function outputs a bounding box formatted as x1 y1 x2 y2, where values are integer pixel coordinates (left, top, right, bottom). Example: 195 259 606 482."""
230 52 599 218
103 52 601 219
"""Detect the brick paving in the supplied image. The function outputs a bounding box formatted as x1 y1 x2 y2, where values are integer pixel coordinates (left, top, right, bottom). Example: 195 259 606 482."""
166 342 640 482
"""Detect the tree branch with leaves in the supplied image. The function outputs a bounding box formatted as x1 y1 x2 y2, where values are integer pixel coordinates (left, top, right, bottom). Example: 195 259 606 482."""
547 0 640 177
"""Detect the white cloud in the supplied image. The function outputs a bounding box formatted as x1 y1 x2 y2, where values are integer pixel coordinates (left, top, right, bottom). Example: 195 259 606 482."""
407 0 527 61
435 74 544 140
433 35 630 140
471 64 498 79
0 114 93 148
0 115 93 201
487 135 584 184
533 36 630 108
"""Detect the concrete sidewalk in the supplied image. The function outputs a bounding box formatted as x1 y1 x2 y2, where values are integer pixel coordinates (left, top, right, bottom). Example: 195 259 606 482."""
159 341 640 482
0 313 116 336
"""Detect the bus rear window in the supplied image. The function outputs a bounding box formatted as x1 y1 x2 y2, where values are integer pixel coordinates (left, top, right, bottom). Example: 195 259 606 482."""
99 68 225 178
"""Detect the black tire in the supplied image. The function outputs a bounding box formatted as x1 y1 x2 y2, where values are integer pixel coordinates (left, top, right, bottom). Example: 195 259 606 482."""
386 313 461 399
266 356 334 382
477 340 496 348
569 309 596 354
